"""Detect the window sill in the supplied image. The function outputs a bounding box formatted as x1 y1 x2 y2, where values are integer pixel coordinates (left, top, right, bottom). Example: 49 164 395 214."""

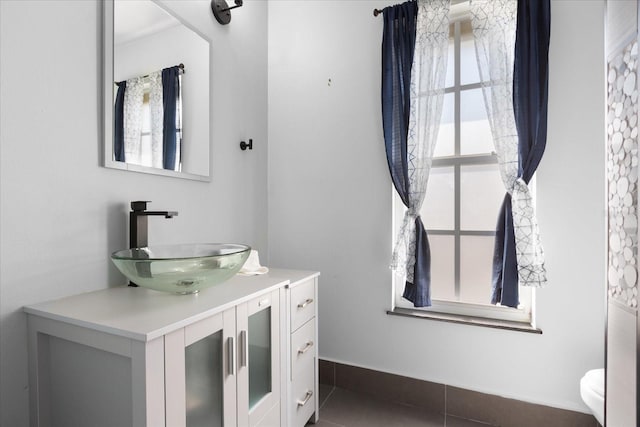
387 307 542 334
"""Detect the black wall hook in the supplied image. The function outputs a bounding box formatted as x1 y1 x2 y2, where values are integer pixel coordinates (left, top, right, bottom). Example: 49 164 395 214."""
211 0 243 25
240 139 253 151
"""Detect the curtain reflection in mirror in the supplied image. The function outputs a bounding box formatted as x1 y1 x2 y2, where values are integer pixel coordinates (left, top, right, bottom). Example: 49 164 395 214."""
162 66 181 170
124 76 144 164
149 71 163 169
114 65 182 171
114 81 126 162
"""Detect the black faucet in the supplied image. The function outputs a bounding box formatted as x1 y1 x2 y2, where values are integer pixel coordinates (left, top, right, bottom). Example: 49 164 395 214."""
129 201 178 249
128 201 178 287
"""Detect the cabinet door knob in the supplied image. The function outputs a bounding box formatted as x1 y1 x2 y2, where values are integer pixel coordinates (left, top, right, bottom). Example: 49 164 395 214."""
297 298 314 309
297 390 313 407
297 340 314 355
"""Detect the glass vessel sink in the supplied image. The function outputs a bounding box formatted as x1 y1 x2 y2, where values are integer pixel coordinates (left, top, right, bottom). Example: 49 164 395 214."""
111 243 251 294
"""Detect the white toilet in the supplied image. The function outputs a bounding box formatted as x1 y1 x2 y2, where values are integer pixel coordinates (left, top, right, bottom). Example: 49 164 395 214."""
580 368 605 426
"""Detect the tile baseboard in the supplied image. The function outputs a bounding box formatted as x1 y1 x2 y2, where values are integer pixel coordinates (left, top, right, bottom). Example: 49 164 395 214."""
319 360 599 427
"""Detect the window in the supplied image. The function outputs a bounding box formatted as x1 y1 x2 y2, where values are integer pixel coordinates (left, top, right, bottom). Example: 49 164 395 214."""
392 5 533 324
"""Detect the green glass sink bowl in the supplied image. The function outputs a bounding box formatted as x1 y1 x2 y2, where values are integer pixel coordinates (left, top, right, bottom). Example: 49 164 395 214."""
111 243 251 294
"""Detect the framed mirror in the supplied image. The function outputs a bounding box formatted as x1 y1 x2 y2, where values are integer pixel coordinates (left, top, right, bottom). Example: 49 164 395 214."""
103 0 211 181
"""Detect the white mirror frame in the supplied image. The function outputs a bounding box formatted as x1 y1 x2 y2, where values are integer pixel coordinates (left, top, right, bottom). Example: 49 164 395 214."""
102 0 212 182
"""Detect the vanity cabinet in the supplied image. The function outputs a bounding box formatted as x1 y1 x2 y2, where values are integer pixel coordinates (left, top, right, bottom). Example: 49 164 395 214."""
164 290 281 427
24 269 318 427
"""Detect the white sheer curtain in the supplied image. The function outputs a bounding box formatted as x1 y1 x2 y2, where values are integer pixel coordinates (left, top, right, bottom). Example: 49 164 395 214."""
471 0 547 288
391 0 450 283
123 76 144 164
148 71 164 169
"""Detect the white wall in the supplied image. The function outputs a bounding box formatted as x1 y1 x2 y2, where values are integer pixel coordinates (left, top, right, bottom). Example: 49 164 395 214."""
0 0 267 425
268 0 606 413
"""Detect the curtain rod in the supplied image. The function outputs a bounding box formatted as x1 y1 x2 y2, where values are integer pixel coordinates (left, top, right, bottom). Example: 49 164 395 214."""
374 0 468 16
117 64 185 85
143 63 185 78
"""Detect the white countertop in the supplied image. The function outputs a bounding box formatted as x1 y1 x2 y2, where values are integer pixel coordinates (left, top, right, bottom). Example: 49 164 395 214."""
24 268 319 342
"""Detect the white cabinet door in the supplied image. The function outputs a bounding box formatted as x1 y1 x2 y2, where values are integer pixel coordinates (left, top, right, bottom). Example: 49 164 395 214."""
238 289 281 427
165 307 237 427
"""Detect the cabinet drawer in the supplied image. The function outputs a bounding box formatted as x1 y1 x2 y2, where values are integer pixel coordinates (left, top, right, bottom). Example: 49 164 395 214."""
290 279 315 331
290 318 315 379
290 361 316 427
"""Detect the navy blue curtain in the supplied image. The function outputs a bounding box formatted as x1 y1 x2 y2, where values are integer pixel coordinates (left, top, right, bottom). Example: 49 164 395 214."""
114 81 126 162
382 1 432 307
162 66 180 170
491 0 550 307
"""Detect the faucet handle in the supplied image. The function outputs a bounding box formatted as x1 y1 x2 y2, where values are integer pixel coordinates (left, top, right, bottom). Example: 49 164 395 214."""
131 201 151 212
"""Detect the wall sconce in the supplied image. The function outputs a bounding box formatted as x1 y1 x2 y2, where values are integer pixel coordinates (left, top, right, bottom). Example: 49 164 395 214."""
211 0 243 25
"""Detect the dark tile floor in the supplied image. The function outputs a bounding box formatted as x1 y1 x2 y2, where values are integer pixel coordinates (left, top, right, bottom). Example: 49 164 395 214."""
310 384 493 427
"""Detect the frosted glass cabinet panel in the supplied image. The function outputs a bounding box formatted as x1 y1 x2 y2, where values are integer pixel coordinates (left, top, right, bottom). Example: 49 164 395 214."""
185 331 223 427
248 307 272 409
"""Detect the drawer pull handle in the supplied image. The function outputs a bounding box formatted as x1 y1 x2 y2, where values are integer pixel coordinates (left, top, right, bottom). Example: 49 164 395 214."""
297 390 313 407
258 298 269 307
298 340 314 355
297 298 314 309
